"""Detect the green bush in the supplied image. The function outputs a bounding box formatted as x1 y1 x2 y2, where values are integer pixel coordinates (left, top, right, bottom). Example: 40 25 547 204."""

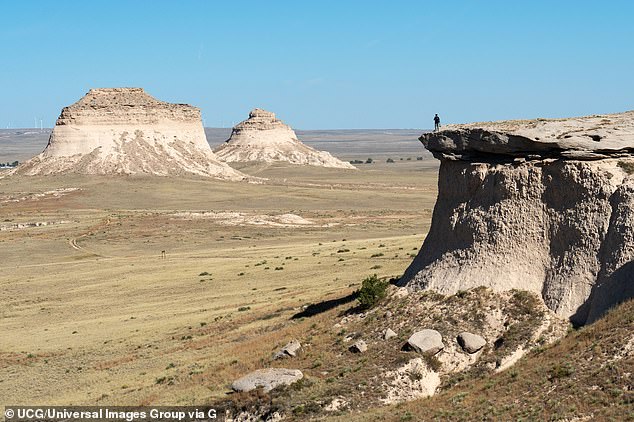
357 274 389 310
617 160 634 175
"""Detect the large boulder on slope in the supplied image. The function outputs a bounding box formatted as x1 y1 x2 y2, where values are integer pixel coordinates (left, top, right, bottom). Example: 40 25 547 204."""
407 329 444 355
231 368 303 393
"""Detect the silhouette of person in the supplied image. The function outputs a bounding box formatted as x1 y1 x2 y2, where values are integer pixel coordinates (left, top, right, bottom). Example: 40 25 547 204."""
434 114 441 131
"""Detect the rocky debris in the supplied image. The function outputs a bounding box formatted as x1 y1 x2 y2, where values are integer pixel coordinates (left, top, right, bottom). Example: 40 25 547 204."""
381 358 441 404
349 339 368 353
324 398 349 412
213 108 356 169
401 111 634 324
343 332 357 342
457 332 486 354
393 288 409 298
0 188 79 204
226 410 283 422
406 329 444 355
0 220 72 232
383 328 397 340
220 288 569 416
170 211 326 228
13 88 245 179
231 368 303 393
273 340 301 360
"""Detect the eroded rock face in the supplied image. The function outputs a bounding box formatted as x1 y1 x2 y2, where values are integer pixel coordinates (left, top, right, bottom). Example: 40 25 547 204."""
14 88 244 179
400 111 634 324
213 108 356 169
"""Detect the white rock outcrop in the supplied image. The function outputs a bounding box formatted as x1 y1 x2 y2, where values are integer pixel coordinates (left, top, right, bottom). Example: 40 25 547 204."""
400 111 634 324
14 88 244 179
213 108 355 169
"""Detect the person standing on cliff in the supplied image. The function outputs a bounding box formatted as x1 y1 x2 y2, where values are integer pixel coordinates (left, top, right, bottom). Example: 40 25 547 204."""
434 114 441 131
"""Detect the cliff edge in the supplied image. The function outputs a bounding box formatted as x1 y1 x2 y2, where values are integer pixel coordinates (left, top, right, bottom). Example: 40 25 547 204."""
400 111 634 324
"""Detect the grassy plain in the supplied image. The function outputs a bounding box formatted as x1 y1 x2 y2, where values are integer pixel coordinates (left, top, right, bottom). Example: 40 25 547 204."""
0 135 439 406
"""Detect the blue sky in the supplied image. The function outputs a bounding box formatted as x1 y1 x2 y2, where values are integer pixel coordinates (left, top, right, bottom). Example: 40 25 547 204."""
1 0 633 129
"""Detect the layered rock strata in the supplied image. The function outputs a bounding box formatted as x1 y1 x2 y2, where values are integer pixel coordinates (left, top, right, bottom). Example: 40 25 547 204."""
400 111 634 324
14 88 244 179
213 108 355 169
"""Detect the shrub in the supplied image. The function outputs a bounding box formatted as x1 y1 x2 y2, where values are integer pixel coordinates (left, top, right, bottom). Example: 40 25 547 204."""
618 160 634 175
357 274 389 310
365 158 373 164
387 158 395 163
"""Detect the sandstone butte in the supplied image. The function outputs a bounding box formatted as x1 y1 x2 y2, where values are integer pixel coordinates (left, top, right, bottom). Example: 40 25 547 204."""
400 111 634 325
213 108 356 169
13 88 245 179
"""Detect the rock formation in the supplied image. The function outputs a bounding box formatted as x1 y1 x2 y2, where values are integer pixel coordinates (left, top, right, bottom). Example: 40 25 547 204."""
213 108 355 169
400 111 634 324
231 368 303 393
14 88 245 179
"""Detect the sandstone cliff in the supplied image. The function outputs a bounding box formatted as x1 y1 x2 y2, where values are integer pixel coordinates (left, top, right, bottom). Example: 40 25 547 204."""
14 88 245 179
400 111 634 324
213 109 355 169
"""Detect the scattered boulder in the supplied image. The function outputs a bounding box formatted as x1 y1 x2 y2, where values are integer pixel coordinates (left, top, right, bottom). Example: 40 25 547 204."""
343 333 357 343
272 340 301 360
406 329 444 355
457 332 486 354
231 368 303 393
349 340 368 353
383 328 397 340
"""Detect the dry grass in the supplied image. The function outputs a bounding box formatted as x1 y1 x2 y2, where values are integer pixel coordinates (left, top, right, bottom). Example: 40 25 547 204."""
0 161 437 406
338 299 634 422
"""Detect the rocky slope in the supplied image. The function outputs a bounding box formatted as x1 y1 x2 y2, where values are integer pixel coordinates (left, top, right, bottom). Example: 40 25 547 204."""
400 111 634 325
13 88 245 179
350 298 634 422
221 285 565 420
213 109 356 169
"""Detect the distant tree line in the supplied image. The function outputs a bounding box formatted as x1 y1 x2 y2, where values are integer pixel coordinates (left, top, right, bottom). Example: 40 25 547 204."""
349 159 374 164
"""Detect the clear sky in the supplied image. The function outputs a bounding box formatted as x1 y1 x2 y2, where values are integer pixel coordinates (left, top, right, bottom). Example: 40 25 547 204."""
1 0 633 129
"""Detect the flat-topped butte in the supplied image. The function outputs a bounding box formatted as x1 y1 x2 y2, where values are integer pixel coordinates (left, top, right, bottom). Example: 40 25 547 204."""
56 88 201 125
